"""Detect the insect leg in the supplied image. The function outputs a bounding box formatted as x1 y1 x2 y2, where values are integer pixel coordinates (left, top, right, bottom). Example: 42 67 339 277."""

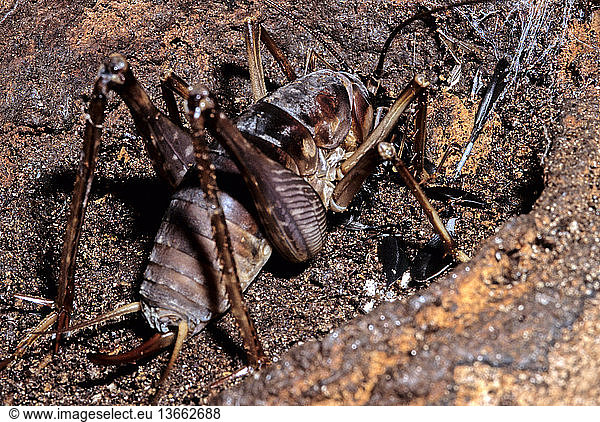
100 54 195 189
245 18 267 101
340 75 429 175
331 149 379 212
378 142 469 263
333 74 468 262
256 21 297 82
53 75 110 352
4 71 110 362
161 70 192 102
433 143 462 176
245 18 299 102
160 70 191 128
331 75 429 210
412 90 427 181
419 142 462 185
412 92 460 184
303 48 336 75
186 87 266 367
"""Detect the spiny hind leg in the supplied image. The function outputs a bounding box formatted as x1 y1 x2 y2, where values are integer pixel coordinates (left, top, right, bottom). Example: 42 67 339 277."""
185 86 267 368
5 69 113 362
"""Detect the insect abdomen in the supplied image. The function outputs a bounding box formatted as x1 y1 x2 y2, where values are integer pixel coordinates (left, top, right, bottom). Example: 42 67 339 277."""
140 166 272 335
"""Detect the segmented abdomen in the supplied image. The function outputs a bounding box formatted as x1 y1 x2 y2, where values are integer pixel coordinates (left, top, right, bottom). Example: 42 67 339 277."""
140 165 272 335
140 70 372 334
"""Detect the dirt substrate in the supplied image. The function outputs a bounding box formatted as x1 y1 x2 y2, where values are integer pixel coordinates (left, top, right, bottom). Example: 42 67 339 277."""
0 0 598 405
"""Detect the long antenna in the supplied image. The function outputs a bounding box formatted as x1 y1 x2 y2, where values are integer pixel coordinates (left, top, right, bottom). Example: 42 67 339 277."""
370 0 493 91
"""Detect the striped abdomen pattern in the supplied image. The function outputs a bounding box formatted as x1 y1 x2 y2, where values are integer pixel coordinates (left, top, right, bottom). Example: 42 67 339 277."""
140 170 272 335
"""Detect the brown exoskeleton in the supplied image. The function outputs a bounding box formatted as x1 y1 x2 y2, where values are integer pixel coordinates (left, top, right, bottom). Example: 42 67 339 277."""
1 0 484 403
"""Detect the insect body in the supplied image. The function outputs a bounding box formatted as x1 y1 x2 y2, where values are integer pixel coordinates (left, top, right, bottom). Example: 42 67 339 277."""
2 3 473 402
140 68 373 337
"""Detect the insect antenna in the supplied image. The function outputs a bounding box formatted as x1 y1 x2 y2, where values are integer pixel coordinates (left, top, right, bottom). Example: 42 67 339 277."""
370 0 495 94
